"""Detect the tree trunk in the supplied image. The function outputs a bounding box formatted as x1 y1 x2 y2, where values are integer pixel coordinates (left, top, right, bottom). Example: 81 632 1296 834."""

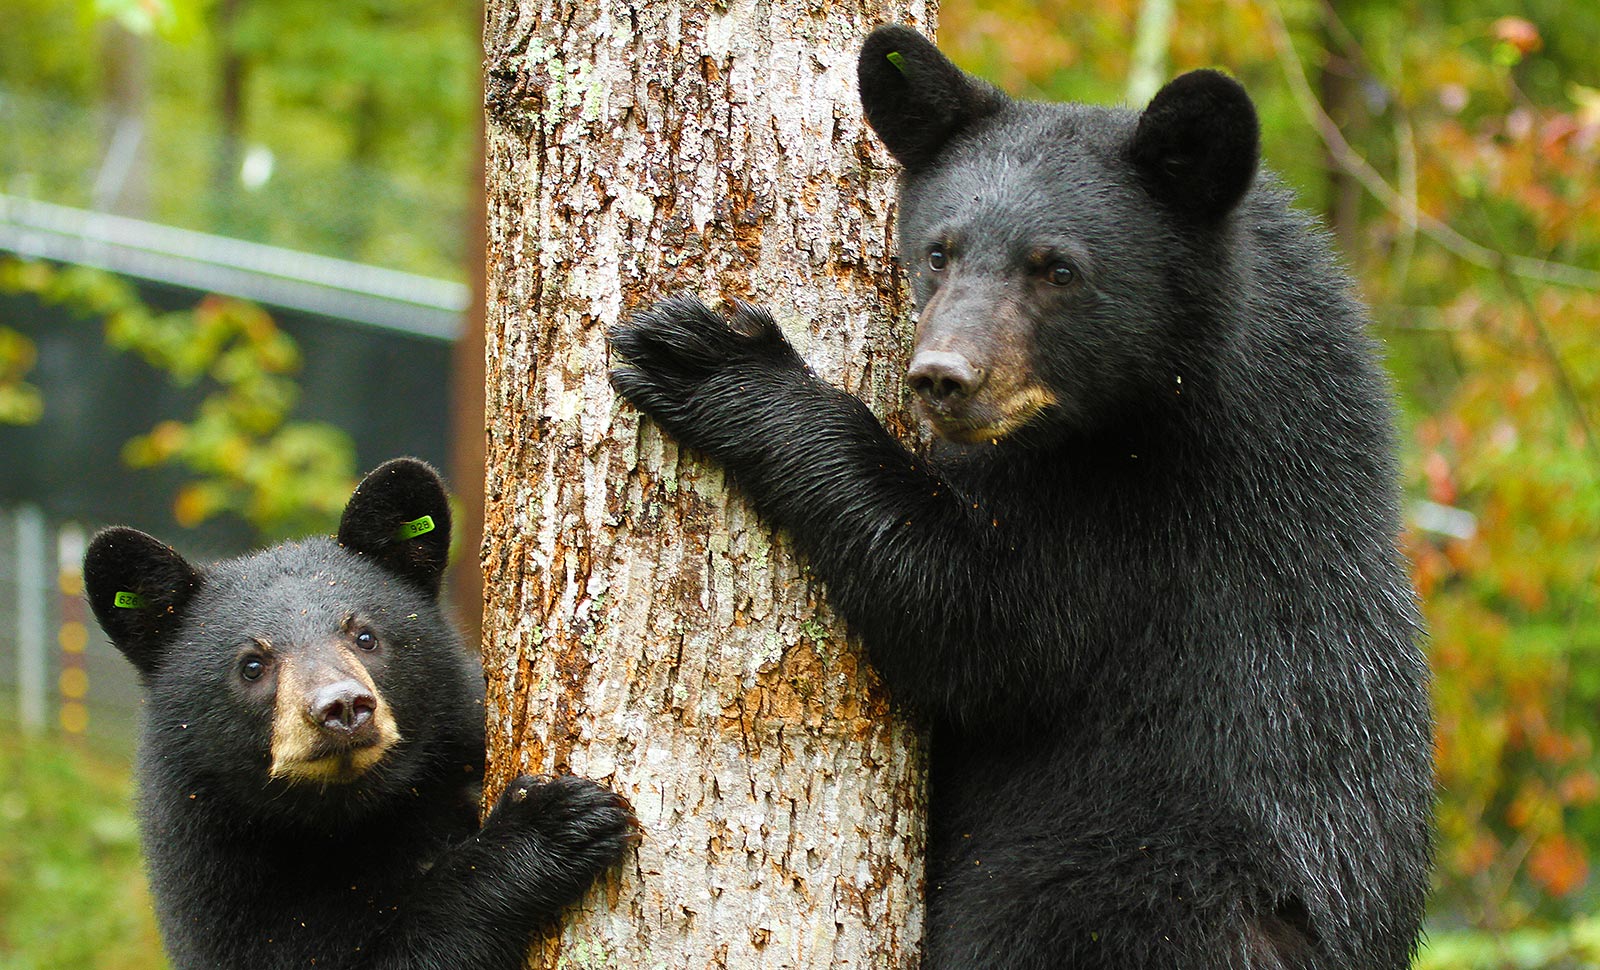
480 2 934 967
96 22 149 217
1124 0 1174 107
211 0 248 230
1317 0 1361 256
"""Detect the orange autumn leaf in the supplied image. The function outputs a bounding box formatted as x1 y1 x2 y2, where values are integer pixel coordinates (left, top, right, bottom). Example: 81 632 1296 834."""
1527 834 1588 898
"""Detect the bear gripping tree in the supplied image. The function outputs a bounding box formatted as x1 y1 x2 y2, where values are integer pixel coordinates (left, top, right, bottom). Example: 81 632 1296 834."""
613 25 1434 970
480 3 934 967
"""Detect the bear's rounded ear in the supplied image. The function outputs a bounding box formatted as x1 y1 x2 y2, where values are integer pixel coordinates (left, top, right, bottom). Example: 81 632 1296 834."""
858 24 1005 171
83 527 202 680
337 458 452 595
1129 69 1260 223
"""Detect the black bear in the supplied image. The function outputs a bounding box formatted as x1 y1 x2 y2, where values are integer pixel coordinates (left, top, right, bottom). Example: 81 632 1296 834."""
84 459 635 970
608 24 1432 970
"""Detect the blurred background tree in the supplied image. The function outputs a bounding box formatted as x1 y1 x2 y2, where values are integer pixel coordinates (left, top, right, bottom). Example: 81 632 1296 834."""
2 0 1599 967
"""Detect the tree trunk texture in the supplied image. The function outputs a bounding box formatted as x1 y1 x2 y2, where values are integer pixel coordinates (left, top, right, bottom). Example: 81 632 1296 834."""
479 3 934 967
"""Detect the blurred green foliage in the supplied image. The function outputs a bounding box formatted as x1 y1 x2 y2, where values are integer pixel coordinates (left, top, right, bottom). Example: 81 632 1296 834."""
0 732 166 970
1417 919 1600 970
0 0 475 279
0 320 42 425
0 256 357 540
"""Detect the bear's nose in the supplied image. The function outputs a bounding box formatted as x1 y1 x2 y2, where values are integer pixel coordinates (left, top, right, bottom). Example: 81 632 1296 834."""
309 680 377 735
908 351 985 408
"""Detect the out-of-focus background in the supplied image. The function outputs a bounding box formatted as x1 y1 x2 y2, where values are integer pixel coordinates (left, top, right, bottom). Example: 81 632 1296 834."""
1 0 1597 966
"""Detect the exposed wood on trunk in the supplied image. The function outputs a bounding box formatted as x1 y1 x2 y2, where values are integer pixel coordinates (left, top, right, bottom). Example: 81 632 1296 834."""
480 2 935 966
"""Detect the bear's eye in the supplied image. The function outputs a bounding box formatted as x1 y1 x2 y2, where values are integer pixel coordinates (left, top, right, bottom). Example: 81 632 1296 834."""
240 656 267 682
928 248 947 272
1046 262 1075 287
354 630 378 651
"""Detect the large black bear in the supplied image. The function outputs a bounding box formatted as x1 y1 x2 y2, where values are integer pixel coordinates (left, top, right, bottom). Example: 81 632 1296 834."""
84 459 635 970
608 25 1433 970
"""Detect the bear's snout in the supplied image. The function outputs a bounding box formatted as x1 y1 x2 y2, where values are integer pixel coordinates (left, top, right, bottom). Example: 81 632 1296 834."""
269 643 401 783
908 350 985 409
308 680 378 738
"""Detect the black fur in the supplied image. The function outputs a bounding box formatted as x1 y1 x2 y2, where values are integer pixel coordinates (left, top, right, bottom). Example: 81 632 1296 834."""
337 457 454 594
609 26 1432 970
858 24 1005 171
84 528 201 681
1129 68 1260 222
84 459 635 970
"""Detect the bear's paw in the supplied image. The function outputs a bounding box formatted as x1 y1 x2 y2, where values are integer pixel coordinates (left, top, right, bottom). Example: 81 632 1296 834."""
608 294 804 447
485 774 639 878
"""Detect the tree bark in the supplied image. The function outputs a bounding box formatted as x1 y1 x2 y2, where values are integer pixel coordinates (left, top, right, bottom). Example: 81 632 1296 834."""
480 2 934 967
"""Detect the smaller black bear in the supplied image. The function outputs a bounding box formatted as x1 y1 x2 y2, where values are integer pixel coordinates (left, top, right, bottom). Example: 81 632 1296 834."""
84 459 634 970
609 23 1432 970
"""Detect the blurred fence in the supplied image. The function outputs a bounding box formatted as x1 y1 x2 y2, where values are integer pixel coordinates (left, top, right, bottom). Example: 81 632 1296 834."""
0 504 143 750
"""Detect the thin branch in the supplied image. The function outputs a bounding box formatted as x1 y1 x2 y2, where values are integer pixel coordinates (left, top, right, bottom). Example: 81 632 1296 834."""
1500 266 1600 469
1391 112 1418 284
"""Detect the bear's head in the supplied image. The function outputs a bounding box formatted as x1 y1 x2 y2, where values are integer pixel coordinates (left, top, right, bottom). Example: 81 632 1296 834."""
859 25 1260 445
84 459 476 824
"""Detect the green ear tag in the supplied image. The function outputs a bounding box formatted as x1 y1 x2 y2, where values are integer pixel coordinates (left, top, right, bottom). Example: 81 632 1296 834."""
886 51 907 74
396 515 436 541
113 591 148 609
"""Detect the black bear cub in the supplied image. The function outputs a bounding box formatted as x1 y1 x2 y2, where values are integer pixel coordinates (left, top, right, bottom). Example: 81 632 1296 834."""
610 25 1432 970
85 459 634 970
